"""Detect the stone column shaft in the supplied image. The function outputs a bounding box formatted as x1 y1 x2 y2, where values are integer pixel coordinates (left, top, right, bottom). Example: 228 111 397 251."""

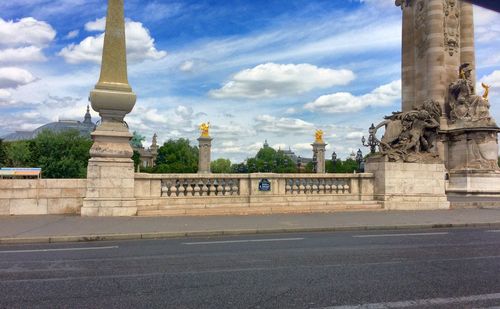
425 0 446 107
460 1 476 89
402 4 415 112
198 137 212 174
312 142 326 174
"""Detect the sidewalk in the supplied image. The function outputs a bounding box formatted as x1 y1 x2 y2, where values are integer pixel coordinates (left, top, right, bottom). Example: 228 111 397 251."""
1 208 500 244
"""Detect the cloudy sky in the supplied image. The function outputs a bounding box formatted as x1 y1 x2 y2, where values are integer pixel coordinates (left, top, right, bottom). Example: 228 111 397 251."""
0 0 499 162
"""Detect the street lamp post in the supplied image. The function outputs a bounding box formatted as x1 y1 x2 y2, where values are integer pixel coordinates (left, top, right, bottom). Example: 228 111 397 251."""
297 156 302 173
312 154 317 173
362 123 379 154
331 151 337 173
355 149 363 172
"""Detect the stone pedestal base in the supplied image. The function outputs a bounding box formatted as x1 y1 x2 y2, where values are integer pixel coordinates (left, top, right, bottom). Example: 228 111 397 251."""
448 170 500 196
81 158 137 216
366 159 450 210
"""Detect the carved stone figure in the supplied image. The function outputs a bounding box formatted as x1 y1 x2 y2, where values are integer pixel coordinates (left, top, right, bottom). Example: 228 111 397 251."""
448 63 495 126
199 122 210 137
315 129 324 143
371 99 441 162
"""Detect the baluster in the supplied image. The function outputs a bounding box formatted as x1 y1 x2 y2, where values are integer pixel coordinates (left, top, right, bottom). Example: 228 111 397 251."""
193 180 201 196
177 179 185 196
169 181 178 197
216 179 224 196
324 179 331 194
285 179 292 194
318 179 325 194
304 179 311 194
201 180 209 196
292 179 299 194
224 179 231 196
186 179 194 196
332 182 338 194
210 180 217 196
311 179 319 194
231 179 239 195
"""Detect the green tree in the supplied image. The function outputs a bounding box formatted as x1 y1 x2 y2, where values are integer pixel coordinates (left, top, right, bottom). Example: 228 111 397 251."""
211 158 232 173
130 131 145 149
0 139 6 167
154 138 198 173
132 150 141 171
5 141 32 167
29 130 92 178
246 147 297 173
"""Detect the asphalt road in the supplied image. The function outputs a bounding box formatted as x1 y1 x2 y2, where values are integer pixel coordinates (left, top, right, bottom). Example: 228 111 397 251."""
1 228 500 309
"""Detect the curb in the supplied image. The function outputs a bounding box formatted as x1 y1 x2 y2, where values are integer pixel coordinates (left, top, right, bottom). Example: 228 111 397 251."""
1 222 500 244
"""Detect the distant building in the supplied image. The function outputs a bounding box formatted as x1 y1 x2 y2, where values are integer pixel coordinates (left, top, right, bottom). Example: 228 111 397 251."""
1 106 96 141
133 133 159 168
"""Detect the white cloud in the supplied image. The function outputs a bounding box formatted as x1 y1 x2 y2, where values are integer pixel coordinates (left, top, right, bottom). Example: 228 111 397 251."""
474 6 500 43
59 18 167 64
209 63 355 99
481 70 500 87
284 107 298 115
64 30 79 39
293 143 313 151
304 79 401 113
0 46 46 63
85 17 106 32
346 131 364 140
254 114 315 134
180 60 194 72
0 17 56 48
0 89 11 99
0 67 37 89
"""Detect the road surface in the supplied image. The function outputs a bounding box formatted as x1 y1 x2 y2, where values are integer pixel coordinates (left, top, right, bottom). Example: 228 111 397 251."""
1 227 500 308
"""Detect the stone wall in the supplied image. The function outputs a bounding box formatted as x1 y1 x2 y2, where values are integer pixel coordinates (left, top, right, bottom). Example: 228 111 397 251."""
366 160 450 210
0 179 86 215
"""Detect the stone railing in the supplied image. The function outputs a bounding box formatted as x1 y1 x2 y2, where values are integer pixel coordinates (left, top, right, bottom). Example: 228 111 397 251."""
134 173 377 216
161 176 242 197
284 177 350 194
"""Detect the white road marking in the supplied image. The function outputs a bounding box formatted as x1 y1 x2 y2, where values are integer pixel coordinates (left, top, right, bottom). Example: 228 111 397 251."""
316 292 500 309
486 230 500 233
0 246 118 254
353 232 448 238
183 237 304 245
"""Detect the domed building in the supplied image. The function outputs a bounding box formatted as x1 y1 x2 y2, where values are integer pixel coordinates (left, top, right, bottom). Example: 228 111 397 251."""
1 106 96 141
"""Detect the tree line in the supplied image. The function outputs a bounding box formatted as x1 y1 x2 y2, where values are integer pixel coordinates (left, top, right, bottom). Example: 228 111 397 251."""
0 130 363 178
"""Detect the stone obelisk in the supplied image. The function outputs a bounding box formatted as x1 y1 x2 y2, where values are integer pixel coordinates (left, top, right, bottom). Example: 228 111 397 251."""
81 0 137 216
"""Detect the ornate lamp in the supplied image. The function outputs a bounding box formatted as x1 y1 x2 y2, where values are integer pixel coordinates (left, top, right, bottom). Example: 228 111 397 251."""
362 123 379 154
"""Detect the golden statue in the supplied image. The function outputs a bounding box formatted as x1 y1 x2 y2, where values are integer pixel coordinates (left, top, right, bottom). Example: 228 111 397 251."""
199 122 210 137
315 129 324 143
482 83 490 100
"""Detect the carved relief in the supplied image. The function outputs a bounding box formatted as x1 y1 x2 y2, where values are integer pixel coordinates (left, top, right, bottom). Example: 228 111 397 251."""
443 0 460 56
371 99 442 163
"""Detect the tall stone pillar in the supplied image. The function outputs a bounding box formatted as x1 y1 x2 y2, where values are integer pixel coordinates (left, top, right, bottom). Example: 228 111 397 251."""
460 1 476 87
401 3 415 112
81 0 137 216
312 142 326 173
198 137 212 173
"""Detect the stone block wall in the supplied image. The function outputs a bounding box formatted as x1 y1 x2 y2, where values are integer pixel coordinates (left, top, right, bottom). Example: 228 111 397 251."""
366 160 450 210
0 179 86 215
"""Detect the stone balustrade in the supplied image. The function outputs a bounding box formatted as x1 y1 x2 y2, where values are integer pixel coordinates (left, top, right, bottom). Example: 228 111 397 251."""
134 173 379 216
